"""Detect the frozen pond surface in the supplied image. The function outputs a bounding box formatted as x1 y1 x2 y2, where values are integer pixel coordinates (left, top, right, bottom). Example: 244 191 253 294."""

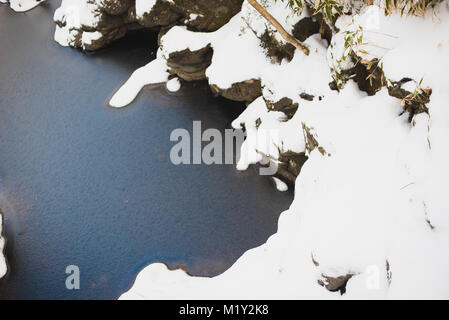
0 2 292 299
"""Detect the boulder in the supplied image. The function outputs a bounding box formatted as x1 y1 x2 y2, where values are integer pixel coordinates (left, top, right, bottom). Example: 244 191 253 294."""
276 150 308 185
167 45 214 81
210 79 262 103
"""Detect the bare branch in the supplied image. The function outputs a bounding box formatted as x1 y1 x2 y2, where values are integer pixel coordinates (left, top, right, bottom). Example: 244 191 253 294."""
247 0 310 56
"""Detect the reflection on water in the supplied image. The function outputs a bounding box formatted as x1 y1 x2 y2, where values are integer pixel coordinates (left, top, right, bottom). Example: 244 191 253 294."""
0 2 293 299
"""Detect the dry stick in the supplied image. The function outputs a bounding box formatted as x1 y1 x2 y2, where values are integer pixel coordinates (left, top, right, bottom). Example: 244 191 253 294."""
247 0 310 56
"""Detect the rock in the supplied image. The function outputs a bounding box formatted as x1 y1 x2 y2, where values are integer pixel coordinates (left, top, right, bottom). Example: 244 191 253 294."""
259 30 295 64
299 92 316 101
292 16 320 42
172 0 244 32
387 78 415 100
265 97 298 120
303 5 334 44
350 58 385 96
276 150 308 185
98 0 133 16
167 45 214 81
136 0 180 28
329 56 386 95
387 78 431 123
318 273 354 294
210 79 262 102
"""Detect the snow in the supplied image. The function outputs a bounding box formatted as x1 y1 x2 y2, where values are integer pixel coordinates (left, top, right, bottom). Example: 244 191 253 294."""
54 0 104 48
135 0 157 19
135 0 175 18
232 96 287 171
119 1 449 300
186 13 200 22
333 4 449 92
166 77 181 92
111 0 305 101
109 50 169 108
0 0 45 12
272 177 288 192
81 31 102 46
0 215 6 279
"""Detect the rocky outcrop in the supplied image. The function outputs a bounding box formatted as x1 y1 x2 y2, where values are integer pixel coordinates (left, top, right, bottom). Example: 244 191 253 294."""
312 254 355 295
276 150 308 185
172 0 244 32
54 0 243 51
210 79 262 103
135 0 180 28
303 4 334 44
165 42 262 101
166 45 214 81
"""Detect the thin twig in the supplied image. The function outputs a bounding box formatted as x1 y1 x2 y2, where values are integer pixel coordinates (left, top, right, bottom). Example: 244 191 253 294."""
400 182 415 190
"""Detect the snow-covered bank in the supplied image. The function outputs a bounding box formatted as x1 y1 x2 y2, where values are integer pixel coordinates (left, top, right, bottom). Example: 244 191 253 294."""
0 213 6 279
0 0 45 12
116 1 449 299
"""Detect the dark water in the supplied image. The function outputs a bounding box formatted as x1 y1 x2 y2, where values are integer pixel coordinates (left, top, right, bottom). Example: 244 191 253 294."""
0 2 292 299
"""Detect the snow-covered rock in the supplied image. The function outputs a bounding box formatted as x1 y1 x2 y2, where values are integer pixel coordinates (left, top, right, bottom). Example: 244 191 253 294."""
166 77 181 92
111 1 310 106
53 0 244 51
0 0 45 12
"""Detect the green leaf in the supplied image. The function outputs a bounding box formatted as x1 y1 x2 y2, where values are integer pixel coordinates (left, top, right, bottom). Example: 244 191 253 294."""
325 5 332 21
